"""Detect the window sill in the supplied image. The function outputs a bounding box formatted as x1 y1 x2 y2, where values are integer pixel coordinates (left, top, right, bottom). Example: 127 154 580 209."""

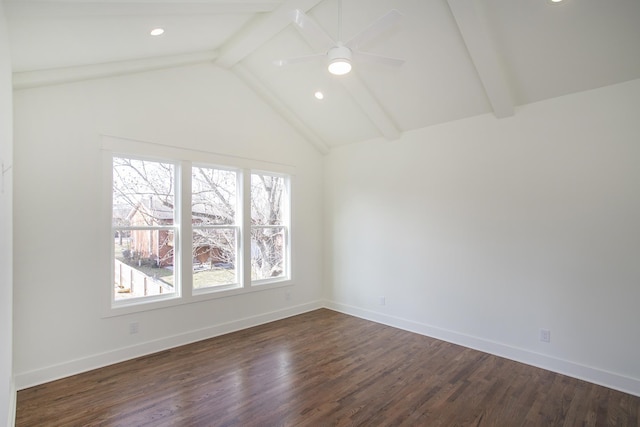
103 279 293 318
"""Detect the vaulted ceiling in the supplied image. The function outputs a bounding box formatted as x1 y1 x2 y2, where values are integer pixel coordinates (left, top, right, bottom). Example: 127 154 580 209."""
5 0 640 153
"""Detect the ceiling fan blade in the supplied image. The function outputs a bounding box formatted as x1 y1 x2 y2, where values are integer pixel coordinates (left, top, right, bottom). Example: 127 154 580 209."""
345 9 402 50
289 9 336 51
353 51 405 67
273 53 325 67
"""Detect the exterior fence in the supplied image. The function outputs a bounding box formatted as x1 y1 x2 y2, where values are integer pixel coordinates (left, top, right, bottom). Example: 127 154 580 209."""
114 259 172 300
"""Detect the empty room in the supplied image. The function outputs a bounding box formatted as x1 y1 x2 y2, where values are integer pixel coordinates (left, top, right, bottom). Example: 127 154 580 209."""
1 0 640 425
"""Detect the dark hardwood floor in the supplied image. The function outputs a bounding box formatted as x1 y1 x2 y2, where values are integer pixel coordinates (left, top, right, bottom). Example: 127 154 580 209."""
16 309 640 426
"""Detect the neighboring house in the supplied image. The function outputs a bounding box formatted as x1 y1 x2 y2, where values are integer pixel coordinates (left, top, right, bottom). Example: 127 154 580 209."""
126 198 174 267
193 243 225 266
126 198 231 268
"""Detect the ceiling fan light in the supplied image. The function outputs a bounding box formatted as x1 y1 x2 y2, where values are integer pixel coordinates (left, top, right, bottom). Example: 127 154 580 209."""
328 59 352 75
327 45 353 75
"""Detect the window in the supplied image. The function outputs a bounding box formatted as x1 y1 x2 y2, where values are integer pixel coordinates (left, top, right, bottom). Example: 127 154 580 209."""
109 152 291 310
112 157 178 301
191 166 239 291
251 173 289 282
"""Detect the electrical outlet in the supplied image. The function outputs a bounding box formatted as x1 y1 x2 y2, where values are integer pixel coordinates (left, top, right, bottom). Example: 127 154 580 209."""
379 296 386 306
129 322 139 335
539 328 551 343
285 290 291 301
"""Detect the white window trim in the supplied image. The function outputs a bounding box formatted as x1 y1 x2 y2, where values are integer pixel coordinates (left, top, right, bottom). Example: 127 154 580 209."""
101 135 295 317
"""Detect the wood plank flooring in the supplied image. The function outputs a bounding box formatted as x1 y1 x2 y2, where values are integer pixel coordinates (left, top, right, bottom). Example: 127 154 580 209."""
15 309 640 426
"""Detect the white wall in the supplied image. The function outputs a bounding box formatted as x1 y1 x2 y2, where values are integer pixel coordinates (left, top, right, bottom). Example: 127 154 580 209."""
0 3 14 425
12 64 324 388
325 78 640 396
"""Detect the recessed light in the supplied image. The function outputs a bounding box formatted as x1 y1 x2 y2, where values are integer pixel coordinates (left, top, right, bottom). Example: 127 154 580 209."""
314 91 324 100
547 0 566 4
150 28 165 36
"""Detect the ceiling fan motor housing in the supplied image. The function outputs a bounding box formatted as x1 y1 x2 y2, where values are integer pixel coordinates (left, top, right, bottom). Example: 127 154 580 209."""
327 44 353 75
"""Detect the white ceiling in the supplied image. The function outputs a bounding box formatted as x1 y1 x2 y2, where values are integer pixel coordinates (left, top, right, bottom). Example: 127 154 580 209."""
5 0 640 152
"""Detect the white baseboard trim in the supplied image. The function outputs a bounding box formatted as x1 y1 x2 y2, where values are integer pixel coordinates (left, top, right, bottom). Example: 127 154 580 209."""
14 301 323 391
7 377 16 427
324 301 640 398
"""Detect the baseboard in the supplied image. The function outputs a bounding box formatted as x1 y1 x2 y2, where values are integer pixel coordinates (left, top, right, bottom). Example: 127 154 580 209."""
8 377 16 427
14 300 323 391
324 300 640 398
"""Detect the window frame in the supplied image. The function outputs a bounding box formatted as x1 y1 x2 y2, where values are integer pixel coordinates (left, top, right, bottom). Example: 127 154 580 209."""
102 136 294 317
190 163 242 295
249 170 291 286
111 154 181 308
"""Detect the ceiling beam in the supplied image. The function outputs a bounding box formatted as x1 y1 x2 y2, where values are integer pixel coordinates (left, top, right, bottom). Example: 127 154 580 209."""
4 1 281 18
233 64 330 155
13 50 218 89
339 74 401 141
216 0 324 68
446 0 514 118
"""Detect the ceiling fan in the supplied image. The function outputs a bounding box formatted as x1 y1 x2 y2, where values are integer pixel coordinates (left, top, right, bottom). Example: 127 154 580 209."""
275 1 405 76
